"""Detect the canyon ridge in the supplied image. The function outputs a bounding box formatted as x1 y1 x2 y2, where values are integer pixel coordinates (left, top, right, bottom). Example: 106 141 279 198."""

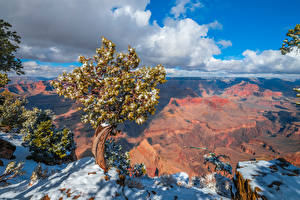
4 77 300 177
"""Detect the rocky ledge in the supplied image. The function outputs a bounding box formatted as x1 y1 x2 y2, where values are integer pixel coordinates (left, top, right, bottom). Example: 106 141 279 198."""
232 158 300 200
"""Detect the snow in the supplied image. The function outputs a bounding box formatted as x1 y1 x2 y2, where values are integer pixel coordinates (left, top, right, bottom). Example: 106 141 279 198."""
236 159 300 200
0 132 230 200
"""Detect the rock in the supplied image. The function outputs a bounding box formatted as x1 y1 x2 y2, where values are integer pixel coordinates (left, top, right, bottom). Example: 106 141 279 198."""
0 138 16 159
232 158 300 200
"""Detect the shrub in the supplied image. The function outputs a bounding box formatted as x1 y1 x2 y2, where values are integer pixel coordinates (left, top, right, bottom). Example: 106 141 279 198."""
0 161 25 186
105 138 146 177
0 73 9 89
192 173 232 198
29 163 49 186
0 91 27 132
203 152 232 176
21 107 53 136
22 108 76 165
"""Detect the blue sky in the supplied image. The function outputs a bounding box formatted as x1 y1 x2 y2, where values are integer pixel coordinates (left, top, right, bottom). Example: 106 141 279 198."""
0 0 299 78
147 0 300 59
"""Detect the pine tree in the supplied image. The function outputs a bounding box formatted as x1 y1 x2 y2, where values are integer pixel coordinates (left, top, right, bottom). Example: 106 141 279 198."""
22 108 76 165
0 19 23 75
280 24 300 55
51 37 166 170
280 24 300 105
0 19 24 120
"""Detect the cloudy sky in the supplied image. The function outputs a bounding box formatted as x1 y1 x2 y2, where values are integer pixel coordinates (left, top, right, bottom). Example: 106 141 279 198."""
1 0 300 78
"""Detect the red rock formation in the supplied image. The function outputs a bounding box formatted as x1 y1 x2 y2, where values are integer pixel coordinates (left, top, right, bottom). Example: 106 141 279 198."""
224 81 260 97
263 89 282 97
7 78 299 179
128 88 300 177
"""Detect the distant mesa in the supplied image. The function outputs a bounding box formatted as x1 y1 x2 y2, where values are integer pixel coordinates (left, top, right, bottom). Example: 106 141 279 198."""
169 96 229 108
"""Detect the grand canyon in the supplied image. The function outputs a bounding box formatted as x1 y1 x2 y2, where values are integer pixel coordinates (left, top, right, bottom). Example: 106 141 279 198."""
4 77 300 178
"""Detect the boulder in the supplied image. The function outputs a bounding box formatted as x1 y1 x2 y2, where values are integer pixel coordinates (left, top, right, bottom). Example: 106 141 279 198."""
232 158 300 200
0 138 16 159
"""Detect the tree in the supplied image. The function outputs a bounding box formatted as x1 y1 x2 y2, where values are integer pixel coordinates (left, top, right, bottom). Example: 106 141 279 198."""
51 37 166 171
280 24 300 104
280 24 300 55
21 108 76 165
0 19 23 75
0 73 9 105
0 19 23 105
293 88 300 105
0 90 27 131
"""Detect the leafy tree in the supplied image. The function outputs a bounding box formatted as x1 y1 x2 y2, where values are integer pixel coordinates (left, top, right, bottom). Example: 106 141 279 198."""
280 24 300 55
51 37 166 170
0 19 23 75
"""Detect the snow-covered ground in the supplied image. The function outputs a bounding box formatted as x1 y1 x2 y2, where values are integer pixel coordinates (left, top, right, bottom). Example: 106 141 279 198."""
237 159 300 200
0 132 231 200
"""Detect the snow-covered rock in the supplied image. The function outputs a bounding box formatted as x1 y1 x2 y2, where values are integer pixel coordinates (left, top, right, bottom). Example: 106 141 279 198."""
232 158 300 200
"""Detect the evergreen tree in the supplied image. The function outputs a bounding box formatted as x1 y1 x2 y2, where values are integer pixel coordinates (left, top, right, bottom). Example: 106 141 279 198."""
0 19 23 108
280 24 300 104
51 37 166 170
0 19 23 75
0 91 27 131
22 108 76 165
280 24 300 55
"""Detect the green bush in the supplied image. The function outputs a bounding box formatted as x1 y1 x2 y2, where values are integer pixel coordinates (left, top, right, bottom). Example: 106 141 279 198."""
0 91 27 132
21 107 53 136
22 108 76 165
105 138 146 177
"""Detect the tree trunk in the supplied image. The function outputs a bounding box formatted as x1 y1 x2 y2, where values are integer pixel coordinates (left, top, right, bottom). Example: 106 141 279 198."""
92 125 112 172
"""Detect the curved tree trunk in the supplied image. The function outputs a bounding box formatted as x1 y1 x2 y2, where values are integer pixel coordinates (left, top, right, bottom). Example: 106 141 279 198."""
92 125 112 172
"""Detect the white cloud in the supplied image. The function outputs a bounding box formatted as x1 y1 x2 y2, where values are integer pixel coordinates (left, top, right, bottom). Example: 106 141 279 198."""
1 0 299 77
138 18 221 67
205 49 300 74
112 6 151 27
170 0 203 19
15 61 75 78
205 20 223 30
217 40 232 48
